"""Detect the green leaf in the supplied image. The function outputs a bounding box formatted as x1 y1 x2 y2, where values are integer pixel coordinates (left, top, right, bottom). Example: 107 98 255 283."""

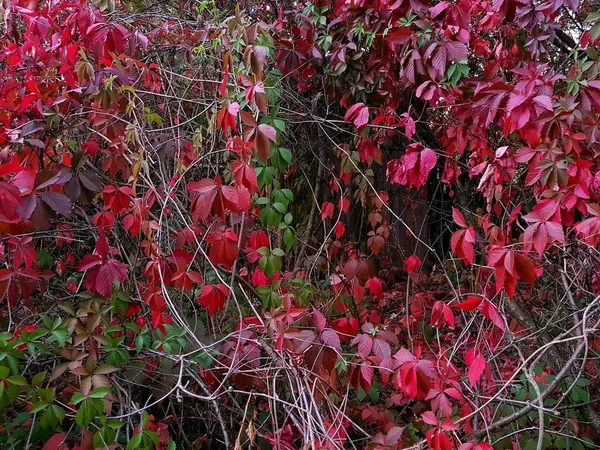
41 405 65 429
90 386 111 398
335 357 347 374
585 11 600 22
273 119 286 133
357 387 366 401
30 401 49 414
0 366 10 379
259 206 282 226
591 23 600 43
257 166 276 188
75 400 95 427
280 148 292 163
37 249 53 268
0 332 13 341
283 228 296 250
50 328 70 347
71 392 87 405
94 427 117 449
255 197 270 206
32 371 46 387
106 418 125 429
368 382 381 403
259 256 274 277
271 248 285 257
7 375 28 386
257 246 270 256
7 356 19 374
272 202 287 214
127 433 144 450
28 328 49 340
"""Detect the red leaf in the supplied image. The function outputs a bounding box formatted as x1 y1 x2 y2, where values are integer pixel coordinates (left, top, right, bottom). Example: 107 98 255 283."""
344 103 369 128
102 185 132 216
198 284 229 317
441 159 461 185
321 202 334 220
334 221 345 239
243 121 277 161
332 317 359 341
450 227 476 265
206 230 239 269
40 192 72 216
77 254 102 271
365 277 383 299
465 349 486 387
188 176 240 221
403 255 421 273
431 301 455 328
488 247 536 297
453 296 483 311
217 102 238 135
231 160 258 193
172 270 203 292
387 143 438 189
452 207 467 228
481 300 505 331
0 182 23 221
43 433 69 450
96 259 127 297
422 411 438 426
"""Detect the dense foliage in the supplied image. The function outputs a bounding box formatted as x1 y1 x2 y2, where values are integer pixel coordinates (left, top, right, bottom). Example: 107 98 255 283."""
1 0 600 448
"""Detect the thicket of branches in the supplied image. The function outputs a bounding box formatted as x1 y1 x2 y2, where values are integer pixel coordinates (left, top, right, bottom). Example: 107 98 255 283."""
0 0 599 449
